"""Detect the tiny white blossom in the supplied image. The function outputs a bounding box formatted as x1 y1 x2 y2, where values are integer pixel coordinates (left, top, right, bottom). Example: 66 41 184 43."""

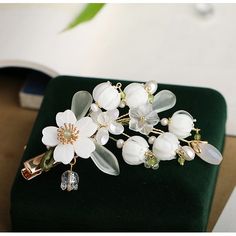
42 109 98 164
90 108 124 145
129 103 159 135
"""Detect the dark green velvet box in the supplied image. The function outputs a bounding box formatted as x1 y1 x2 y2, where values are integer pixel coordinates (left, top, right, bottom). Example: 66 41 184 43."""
10 76 227 232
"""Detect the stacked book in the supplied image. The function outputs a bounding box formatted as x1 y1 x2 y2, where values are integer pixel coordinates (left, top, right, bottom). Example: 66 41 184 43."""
19 71 51 110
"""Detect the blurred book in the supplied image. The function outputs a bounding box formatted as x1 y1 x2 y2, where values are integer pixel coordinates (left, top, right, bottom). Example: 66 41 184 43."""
19 71 51 109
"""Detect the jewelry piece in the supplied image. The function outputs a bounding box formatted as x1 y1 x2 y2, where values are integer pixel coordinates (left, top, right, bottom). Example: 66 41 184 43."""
21 80 223 191
60 158 79 191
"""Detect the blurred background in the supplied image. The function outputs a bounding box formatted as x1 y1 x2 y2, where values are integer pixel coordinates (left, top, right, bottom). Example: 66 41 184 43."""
0 3 235 231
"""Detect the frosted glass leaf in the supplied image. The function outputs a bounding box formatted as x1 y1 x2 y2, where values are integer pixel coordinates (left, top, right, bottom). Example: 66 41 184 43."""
71 91 93 120
152 90 176 113
197 143 223 165
91 143 120 176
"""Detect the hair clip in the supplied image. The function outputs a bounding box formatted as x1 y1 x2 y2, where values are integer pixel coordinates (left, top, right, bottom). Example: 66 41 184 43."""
21 80 223 191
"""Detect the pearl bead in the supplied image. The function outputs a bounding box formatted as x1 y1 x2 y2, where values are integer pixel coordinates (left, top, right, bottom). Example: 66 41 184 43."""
182 146 195 161
116 139 124 149
161 118 169 126
145 81 158 94
91 103 99 112
119 101 126 108
148 136 156 144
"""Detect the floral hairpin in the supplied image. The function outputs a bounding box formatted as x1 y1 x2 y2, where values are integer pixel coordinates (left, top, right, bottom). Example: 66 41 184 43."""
21 80 223 191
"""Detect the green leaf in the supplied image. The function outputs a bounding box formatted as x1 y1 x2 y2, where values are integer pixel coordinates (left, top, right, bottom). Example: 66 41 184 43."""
64 3 105 31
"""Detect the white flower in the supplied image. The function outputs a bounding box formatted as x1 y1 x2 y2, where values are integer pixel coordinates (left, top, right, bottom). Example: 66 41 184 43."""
129 103 159 135
42 109 98 164
92 81 120 110
168 110 195 139
122 136 149 165
90 108 124 145
152 132 179 161
124 83 149 108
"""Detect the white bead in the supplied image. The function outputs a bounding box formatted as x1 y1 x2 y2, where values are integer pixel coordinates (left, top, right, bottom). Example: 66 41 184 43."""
122 136 149 165
182 146 195 161
92 82 120 110
168 110 194 139
124 83 148 108
152 132 179 161
161 118 169 126
91 103 99 112
119 101 126 108
148 136 156 144
116 139 124 149
145 81 158 94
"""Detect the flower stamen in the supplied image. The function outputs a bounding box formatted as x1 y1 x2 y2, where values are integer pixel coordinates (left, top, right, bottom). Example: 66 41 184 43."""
57 123 79 145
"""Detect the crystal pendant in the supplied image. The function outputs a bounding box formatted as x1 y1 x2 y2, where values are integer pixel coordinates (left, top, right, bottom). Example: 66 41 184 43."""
196 143 223 165
60 170 79 191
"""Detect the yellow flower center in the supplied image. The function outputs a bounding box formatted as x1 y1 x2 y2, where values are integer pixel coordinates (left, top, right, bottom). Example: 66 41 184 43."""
57 123 79 145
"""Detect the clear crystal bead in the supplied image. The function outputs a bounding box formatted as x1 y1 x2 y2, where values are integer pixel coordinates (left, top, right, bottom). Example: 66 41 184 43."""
60 170 79 191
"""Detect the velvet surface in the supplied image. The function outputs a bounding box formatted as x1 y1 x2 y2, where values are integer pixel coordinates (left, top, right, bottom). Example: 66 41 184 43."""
10 76 227 232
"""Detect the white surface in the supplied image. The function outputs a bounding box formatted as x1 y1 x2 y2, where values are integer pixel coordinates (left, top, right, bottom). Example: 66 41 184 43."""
0 4 235 135
213 187 236 232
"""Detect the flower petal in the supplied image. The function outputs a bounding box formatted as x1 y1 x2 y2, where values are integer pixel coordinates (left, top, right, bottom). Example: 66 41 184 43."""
76 117 98 137
129 118 140 132
95 127 109 145
145 111 159 126
139 103 153 116
129 107 142 120
108 121 124 135
90 109 102 123
106 109 119 121
97 112 110 126
42 126 59 147
140 124 153 135
56 109 77 127
53 143 74 164
74 137 95 159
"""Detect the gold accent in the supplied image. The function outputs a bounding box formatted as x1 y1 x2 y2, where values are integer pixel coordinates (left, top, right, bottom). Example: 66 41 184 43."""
190 140 208 153
115 82 122 89
117 113 129 120
151 128 165 135
193 128 201 133
57 123 79 145
144 150 155 158
21 153 44 180
109 136 118 142
70 157 77 171
117 117 130 125
122 132 131 138
21 152 59 180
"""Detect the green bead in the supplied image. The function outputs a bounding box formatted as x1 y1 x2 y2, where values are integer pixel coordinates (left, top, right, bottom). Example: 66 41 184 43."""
152 163 159 170
144 162 151 168
148 94 154 104
120 91 126 100
147 157 158 167
178 157 185 166
194 133 201 140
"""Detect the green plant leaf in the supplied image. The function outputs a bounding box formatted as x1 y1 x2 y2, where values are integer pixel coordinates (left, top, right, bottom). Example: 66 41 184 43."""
64 3 105 31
